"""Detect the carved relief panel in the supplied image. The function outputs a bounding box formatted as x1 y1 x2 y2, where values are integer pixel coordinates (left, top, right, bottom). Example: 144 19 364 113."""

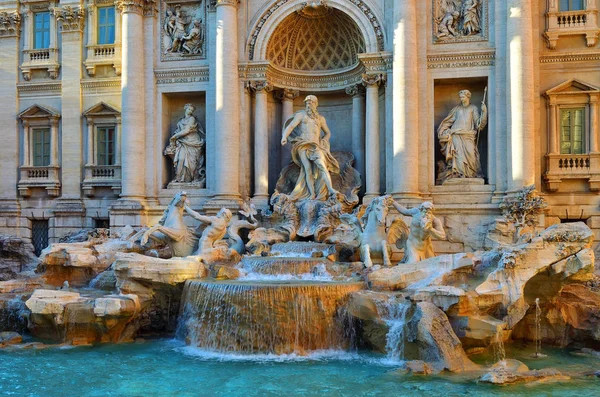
160 0 206 61
433 0 487 44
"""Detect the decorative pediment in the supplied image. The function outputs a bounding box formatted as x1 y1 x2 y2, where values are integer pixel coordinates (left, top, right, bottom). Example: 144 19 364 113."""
545 79 600 96
83 102 121 117
18 104 60 120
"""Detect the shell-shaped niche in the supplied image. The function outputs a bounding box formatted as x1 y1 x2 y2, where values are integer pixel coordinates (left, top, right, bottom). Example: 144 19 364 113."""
266 6 366 72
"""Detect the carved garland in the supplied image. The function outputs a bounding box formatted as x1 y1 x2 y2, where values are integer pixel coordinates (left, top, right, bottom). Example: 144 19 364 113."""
0 11 21 37
247 0 384 61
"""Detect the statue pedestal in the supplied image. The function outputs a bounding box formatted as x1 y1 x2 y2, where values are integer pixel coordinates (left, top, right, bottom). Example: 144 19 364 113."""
166 180 206 190
441 178 485 186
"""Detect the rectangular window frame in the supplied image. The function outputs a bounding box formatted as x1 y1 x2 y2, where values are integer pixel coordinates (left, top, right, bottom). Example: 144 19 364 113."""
33 11 51 49
559 0 585 11
32 128 51 166
559 106 587 155
96 125 116 166
97 6 116 45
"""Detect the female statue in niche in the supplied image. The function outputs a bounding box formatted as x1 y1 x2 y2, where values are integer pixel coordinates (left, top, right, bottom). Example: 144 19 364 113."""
461 0 481 36
164 103 205 185
436 89 487 183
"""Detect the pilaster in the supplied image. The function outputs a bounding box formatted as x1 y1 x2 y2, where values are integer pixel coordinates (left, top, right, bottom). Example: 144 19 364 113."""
52 5 86 236
248 80 273 209
345 84 366 194
362 73 384 202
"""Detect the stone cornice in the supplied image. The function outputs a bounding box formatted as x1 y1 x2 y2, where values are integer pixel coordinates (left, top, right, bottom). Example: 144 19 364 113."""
116 0 145 15
17 82 62 95
266 62 364 92
0 10 21 38
427 50 495 69
52 6 85 33
81 78 121 90
540 51 600 64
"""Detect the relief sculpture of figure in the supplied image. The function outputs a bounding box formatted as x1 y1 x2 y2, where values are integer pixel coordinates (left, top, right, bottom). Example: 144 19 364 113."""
162 9 176 54
280 95 340 201
392 201 446 264
168 8 187 53
461 0 481 36
437 89 487 183
164 103 205 184
182 19 203 55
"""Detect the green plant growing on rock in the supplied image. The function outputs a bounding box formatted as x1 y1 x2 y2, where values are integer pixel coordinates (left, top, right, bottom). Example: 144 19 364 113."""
499 185 547 243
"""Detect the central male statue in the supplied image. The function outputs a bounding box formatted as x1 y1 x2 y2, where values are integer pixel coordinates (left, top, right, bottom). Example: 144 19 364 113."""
281 95 340 201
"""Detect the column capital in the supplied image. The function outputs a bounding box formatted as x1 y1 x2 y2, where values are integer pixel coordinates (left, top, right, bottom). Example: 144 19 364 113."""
117 0 145 15
362 73 385 87
247 80 273 93
52 6 85 33
275 88 300 102
143 0 158 17
214 0 240 9
0 10 21 38
345 84 366 98
589 95 599 104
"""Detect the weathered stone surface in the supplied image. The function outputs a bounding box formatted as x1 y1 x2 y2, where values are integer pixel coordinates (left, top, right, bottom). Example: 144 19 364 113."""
38 243 108 288
0 235 39 281
113 252 209 296
395 360 435 375
479 359 569 385
411 302 479 373
0 331 22 346
25 289 142 344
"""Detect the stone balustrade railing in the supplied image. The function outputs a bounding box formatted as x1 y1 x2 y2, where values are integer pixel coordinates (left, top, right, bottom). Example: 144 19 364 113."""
556 11 588 28
544 6 600 49
21 48 60 80
545 153 600 192
84 44 121 76
18 166 60 197
82 165 121 197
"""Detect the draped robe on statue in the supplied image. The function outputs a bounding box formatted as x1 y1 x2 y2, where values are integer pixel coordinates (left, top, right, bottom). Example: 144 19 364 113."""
437 103 486 179
172 115 205 183
284 113 340 201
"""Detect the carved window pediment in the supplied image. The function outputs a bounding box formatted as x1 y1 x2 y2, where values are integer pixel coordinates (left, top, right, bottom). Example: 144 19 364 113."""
83 101 121 118
18 104 60 120
544 79 600 192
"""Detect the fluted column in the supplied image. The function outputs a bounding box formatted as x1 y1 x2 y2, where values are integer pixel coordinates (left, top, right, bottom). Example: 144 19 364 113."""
507 0 535 190
213 0 240 202
345 84 366 186
118 0 146 201
143 3 158 203
363 74 384 201
249 81 273 208
391 0 419 198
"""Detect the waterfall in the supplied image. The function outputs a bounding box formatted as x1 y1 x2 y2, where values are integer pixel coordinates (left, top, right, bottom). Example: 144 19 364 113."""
493 331 506 363
375 296 412 362
178 279 364 355
533 297 546 358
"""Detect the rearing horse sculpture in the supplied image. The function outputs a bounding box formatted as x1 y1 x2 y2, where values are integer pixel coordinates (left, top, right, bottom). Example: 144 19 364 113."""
140 191 199 257
356 195 408 268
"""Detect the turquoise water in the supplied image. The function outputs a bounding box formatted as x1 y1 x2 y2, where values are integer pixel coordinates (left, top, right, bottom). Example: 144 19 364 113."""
1 340 598 397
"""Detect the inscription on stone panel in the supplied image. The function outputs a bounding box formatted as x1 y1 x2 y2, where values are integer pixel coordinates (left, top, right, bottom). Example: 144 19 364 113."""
160 0 207 61
433 0 487 44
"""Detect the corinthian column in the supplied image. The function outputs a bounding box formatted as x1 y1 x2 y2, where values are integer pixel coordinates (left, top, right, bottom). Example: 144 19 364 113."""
345 84 366 186
249 81 273 208
507 0 535 190
211 0 240 206
363 74 384 201
391 0 419 199
118 0 145 202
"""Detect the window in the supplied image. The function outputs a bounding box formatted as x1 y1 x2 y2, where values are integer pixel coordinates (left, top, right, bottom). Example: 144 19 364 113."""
560 108 585 155
31 220 49 256
33 12 50 49
560 0 585 11
96 126 115 165
97 7 115 45
32 128 51 166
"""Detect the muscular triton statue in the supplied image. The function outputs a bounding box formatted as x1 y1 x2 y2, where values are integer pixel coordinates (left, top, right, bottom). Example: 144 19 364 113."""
185 206 232 255
392 201 446 264
281 95 340 201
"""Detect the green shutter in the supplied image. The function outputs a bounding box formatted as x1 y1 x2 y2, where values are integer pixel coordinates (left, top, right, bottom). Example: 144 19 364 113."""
32 128 50 166
96 127 115 165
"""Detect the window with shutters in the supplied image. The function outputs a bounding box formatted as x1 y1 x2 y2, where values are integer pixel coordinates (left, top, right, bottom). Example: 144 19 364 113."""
32 128 51 167
560 108 586 155
96 126 116 166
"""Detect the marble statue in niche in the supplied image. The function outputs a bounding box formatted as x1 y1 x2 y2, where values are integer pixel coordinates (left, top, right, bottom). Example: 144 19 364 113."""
436 89 487 184
280 95 340 201
161 2 205 60
434 0 483 42
164 103 206 188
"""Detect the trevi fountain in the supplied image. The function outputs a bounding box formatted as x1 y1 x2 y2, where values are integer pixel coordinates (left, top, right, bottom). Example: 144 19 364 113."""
1 0 600 396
